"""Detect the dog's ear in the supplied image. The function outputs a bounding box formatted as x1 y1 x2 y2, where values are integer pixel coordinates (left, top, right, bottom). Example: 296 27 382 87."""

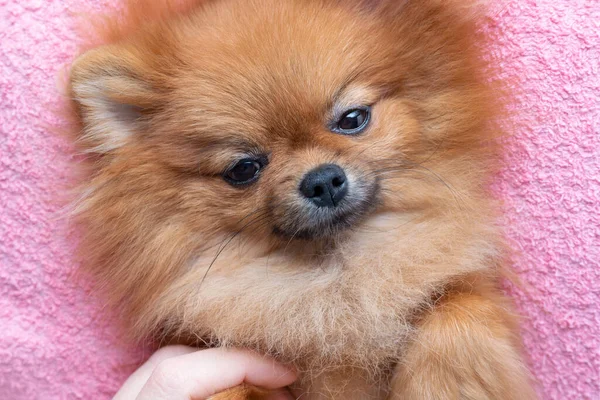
69 45 160 154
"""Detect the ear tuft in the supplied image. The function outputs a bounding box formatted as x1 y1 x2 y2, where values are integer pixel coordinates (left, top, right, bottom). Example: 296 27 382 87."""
69 46 156 154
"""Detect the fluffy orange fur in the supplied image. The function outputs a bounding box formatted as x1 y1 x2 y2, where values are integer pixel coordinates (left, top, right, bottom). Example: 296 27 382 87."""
67 0 535 398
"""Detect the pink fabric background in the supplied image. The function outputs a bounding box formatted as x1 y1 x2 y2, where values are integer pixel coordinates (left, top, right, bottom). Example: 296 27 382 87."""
1 0 598 399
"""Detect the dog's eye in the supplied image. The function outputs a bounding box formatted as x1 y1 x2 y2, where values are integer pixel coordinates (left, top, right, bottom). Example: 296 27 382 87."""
335 107 371 135
224 158 264 186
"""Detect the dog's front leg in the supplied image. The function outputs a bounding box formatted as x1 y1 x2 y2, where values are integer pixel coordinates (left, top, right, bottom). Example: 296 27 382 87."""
389 274 536 400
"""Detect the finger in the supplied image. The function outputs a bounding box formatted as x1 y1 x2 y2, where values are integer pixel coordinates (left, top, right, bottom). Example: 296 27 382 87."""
113 346 197 400
136 348 297 400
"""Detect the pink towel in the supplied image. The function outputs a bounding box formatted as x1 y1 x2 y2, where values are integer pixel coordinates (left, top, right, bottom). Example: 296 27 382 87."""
1 0 598 398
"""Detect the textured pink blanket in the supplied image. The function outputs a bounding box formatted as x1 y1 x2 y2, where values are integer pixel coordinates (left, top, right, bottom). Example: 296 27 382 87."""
1 0 598 399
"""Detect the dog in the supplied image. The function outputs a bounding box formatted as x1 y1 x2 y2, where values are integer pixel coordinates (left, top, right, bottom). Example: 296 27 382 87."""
67 0 536 398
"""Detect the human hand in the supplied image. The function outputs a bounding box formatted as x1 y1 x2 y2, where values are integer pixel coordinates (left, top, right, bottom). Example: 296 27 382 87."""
113 346 297 400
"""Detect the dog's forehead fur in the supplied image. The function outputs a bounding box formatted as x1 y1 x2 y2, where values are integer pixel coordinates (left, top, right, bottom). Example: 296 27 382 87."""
146 2 396 146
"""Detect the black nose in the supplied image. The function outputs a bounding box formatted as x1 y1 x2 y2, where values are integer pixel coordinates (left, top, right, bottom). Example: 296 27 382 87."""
299 164 348 208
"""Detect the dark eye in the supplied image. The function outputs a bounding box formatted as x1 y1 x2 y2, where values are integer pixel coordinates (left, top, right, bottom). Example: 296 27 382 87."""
224 158 264 185
335 107 371 134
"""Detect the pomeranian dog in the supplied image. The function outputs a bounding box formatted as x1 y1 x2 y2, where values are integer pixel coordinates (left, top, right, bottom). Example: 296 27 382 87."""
67 0 536 398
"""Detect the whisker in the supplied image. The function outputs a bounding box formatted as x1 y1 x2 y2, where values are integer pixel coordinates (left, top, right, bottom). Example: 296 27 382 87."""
195 208 268 255
199 209 270 287
368 159 466 210
420 138 445 165
282 223 306 256
236 218 275 253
